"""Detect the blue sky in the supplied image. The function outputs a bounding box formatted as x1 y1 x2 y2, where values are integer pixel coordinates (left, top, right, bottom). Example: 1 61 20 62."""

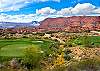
0 0 100 22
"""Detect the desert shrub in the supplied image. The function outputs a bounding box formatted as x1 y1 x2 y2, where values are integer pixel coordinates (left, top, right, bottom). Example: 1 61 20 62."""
67 58 100 71
78 59 100 71
66 42 76 47
67 63 79 71
64 55 71 61
36 32 45 36
52 65 66 71
21 46 43 70
46 31 58 34
65 37 77 47
64 44 68 48
64 49 72 55
64 49 72 61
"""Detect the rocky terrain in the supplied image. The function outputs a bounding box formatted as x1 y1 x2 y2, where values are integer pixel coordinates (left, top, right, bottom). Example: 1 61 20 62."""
69 47 100 60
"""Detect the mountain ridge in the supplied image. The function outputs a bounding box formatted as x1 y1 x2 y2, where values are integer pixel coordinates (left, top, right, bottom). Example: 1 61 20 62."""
37 16 100 32
0 21 39 28
0 16 100 33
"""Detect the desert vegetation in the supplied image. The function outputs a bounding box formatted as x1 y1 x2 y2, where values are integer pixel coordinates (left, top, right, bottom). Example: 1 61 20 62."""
0 31 100 71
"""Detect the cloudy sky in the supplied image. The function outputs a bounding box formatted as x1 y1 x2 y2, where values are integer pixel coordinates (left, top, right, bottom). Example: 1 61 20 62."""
0 0 100 22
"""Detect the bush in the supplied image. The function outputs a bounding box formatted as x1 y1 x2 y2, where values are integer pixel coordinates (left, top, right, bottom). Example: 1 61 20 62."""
64 49 72 61
64 49 72 55
67 58 100 71
78 59 100 71
64 55 71 61
67 63 79 71
66 42 76 47
22 46 43 70
52 65 66 71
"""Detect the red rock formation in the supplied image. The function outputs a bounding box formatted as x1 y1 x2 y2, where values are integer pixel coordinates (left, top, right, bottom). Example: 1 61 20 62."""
38 16 100 32
1 16 100 33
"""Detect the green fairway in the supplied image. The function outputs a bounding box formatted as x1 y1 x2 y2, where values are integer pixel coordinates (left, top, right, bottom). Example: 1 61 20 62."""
71 36 100 46
0 38 54 56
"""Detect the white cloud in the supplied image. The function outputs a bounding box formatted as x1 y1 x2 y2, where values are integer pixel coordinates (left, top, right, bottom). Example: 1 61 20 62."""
0 3 100 22
0 0 60 12
56 3 97 15
56 3 100 15
57 7 72 15
0 0 30 12
0 14 36 22
71 3 95 15
36 3 100 16
0 13 64 22
93 8 100 14
36 7 56 15
0 13 51 22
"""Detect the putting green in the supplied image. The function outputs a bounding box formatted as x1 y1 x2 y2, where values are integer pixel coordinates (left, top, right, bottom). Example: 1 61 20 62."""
0 38 53 57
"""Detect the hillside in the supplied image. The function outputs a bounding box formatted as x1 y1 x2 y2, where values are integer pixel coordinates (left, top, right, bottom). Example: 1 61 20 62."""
0 16 100 33
38 16 100 32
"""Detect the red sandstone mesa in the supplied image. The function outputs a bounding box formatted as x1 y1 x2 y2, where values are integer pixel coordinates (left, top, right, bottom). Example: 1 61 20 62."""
38 16 100 32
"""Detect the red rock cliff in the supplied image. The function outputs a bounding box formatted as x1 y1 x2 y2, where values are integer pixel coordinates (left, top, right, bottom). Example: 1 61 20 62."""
38 16 100 32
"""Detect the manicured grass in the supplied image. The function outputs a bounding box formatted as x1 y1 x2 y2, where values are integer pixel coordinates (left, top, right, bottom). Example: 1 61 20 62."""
71 36 100 46
0 38 54 57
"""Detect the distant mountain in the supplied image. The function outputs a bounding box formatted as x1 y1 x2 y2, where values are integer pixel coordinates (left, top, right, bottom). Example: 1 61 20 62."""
37 16 100 32
0 21 40 28
1 16 100 33
32 21 40 27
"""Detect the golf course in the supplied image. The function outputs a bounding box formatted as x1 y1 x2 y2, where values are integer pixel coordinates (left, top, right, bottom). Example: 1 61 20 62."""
0 38 54 57
69 36 100 47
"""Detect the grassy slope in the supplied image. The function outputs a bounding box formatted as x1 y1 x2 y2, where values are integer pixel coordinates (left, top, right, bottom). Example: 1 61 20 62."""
0 38 54 57
71 36 100 46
